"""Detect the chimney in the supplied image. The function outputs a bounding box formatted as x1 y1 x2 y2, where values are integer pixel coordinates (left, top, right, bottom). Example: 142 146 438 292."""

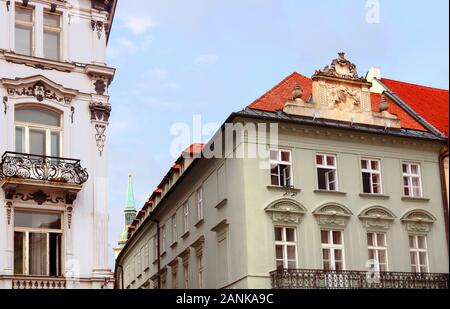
366 67 384 94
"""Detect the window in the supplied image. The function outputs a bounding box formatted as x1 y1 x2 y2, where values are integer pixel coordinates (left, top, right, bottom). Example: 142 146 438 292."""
402 163 423 197
161 225 166 254
130 258 135 282
183 203 189 234
43 11 62 61
15 6 34 56
135 252 141 276
321 230 345 271
367 232 388 271
409 235 428 273
316 154 338 191
274 227 298 269
153 236 158 261
171 214 177 244
15 106 62 157
361 159 382 194
14 211 62 277
197 188 204 221
172 269 178 289
143 245 149 271
183 263 189 289
197 254 204 289
270 149 293 187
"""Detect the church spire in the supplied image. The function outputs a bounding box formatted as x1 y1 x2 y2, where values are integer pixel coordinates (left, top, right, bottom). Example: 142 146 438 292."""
114 173 137 258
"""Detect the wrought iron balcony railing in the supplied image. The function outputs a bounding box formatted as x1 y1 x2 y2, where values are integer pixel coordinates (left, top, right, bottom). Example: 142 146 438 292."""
270 269 449 289
0 152 89 185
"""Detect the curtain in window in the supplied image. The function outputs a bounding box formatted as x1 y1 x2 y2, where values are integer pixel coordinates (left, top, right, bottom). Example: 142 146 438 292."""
29 233 48 276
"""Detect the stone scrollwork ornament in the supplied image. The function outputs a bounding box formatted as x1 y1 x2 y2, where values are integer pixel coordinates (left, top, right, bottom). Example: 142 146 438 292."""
89 102 111 156
95 124 107 156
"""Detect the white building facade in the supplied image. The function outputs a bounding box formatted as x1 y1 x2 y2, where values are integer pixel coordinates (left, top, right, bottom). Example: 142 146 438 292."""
0 0 117 289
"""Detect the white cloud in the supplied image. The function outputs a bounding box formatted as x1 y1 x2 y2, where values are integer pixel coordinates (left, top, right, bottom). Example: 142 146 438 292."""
121 15 154 35
116 37 139 53
194 54 218 65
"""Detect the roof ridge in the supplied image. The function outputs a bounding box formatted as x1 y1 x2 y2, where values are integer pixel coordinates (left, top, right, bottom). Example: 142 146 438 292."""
382 78 449 92
249 72 310 107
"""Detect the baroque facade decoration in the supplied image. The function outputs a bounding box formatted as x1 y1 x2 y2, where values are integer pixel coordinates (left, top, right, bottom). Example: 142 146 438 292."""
264 198 307 224
400 209 436 233
358 206 396 230
0 0 117 289
312 203 353 228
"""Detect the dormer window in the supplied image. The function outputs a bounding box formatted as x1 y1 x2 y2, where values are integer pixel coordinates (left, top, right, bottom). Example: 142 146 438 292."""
15 6 34 56
44 11 62 61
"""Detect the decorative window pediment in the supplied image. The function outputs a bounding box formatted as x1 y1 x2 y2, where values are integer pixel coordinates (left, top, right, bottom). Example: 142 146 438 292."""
358 206 396 230
313 202 352 228
401 209 436 233
1 75 79 106
265 198 307 224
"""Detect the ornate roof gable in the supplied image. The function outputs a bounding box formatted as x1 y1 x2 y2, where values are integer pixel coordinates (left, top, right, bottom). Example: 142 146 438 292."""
1 75 79 105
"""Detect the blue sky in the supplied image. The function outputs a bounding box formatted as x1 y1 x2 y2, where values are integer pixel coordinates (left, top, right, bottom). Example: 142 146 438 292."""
106 0 449 266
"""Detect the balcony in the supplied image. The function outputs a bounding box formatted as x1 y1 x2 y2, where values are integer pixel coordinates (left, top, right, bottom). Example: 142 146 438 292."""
0 152 88 204
5 276 66 289
270 269 449 289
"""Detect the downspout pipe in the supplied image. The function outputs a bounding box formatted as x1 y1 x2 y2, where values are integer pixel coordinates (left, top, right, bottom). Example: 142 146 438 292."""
439 146 449 250
150 218 161 289
115 264 124 289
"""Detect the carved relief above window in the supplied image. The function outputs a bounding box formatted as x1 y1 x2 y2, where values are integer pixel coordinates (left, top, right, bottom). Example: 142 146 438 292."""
313 203 353 228
358 206 396 230
400 209 436 233
265 198 307 224
1 75 78 106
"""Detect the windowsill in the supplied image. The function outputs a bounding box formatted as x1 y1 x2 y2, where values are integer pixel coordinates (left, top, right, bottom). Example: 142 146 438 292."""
170 241 178 249
359 193 390 199
160 251 167 258
215 198 228 209
143 267 150 273
137 274 142 279
195 219 204 228
401 196 430 202
152 259 158 265
4 51 75 72
181 231 190 239
267 185 301 193
314 190 347 195
131 280 136 285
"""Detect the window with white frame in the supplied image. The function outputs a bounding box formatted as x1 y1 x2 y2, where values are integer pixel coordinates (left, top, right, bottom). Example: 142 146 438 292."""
197 254 204 289
15 106 62 157
183 203 189 234
316 154 338 191
143 244 149 271
135 252 141 276
197 187 204 222
409 235 429 273
402 163 423 197
321 230 345 271
153 236 158 261
14 210 63 277
161 225 166 254
171 214 177 244
183 263 189 289
43 11 62 61
274 227 298 269
270 149 293 187
15 6 34 56
367 232 388 271
361 159 382 194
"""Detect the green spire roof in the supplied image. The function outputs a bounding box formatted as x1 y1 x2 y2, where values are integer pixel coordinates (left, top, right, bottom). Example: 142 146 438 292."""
125 173 136 211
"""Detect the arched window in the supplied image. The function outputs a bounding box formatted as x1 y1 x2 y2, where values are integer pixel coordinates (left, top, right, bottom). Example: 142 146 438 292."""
15 105 62 157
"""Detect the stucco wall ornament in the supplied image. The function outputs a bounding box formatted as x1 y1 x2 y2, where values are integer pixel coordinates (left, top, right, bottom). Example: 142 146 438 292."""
89 102 111 156
313 203 353 228
265 199 307 224
1 75 78 105
14 191 65 205
3 96 7 114
91 20 104 39
358 206 396 230
314 52 363 81
5 202 12 225
400 210 436 233
327 84 361 112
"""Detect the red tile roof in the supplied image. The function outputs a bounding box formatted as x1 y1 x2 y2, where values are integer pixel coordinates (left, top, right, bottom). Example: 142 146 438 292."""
381 78 449 136
183 143 205 155
248 72 312 112
247 72 447 134
370 93 426 132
